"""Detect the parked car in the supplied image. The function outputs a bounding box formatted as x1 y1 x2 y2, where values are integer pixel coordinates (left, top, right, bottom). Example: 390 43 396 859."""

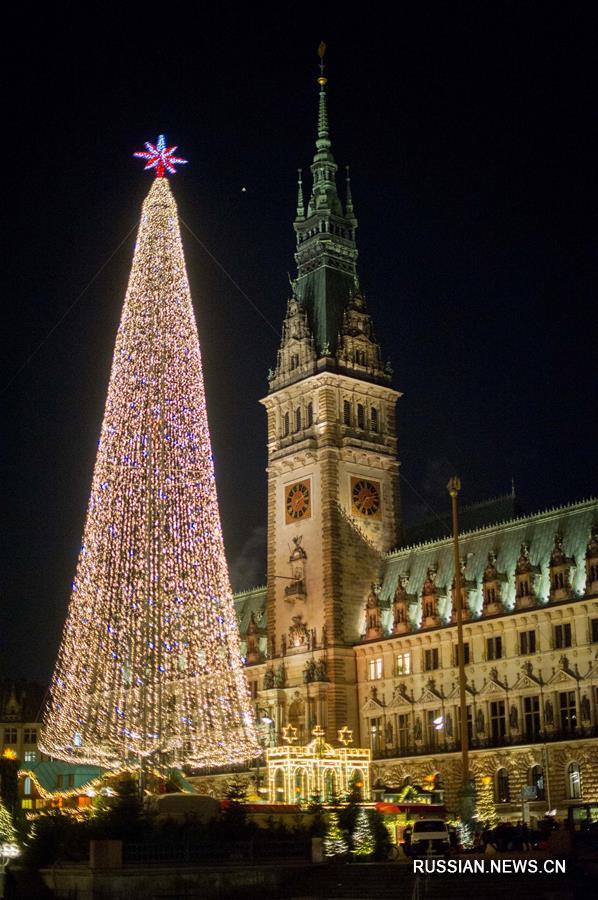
411 819 451 858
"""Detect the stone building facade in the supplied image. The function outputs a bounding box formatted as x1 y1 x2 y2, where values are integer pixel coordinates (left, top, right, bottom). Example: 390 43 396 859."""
234 66 598 818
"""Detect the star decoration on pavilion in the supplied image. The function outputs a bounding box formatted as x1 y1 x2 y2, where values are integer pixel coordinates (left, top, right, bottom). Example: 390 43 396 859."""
281 723 298 744
337 726 353 746
134 135 188 178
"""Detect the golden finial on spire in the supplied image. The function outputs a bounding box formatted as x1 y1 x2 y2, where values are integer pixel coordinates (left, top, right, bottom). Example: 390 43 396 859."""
317 41 328 86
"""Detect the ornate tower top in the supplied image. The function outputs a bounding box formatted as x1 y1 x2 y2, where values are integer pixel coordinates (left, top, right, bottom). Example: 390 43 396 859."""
270 46 390 391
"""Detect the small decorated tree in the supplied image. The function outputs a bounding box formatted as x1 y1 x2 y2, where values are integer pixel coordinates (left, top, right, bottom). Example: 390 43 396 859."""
0 798 18 843
352 808 375 857
476 775 498 829
323 812 348 858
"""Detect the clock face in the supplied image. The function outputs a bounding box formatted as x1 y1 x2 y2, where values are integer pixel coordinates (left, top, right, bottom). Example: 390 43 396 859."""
285 480 312 523
351 477 382 519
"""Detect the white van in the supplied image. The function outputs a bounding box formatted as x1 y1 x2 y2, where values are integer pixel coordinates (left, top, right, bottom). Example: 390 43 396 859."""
411 818 451 857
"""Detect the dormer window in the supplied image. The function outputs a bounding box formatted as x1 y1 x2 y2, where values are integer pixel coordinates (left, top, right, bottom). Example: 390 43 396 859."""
290 353 300 370
549 533 574 601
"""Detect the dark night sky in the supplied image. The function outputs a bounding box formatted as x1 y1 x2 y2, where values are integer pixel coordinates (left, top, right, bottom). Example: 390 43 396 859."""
2 7 597 683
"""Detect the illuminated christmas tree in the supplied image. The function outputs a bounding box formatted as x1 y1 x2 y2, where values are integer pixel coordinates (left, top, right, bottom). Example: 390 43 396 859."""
475 775 498 828
40 137 258 770
0 799 17 843
352 807 375 857
323 812 348 858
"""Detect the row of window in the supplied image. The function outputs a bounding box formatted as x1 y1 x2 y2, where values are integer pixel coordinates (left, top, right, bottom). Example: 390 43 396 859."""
495 763 582 803
366 620 596 680
368 690 583 753
282 403 314 437
343 400 379 433
2 727 37 744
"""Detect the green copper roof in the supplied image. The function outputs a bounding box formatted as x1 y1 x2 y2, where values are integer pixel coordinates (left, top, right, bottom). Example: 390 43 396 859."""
293 79 359 356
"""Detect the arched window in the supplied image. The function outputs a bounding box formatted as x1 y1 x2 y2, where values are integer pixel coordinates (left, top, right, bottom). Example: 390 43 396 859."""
343 400 351 426
306 402 313 428
496 767 510 803
566 762 582 799
294 767 308 802
295 407 301 432
274 769 285 802
528 765 545 800
351 769 365 800
357 403 365 429
23 776 32 796
283 412 290 437
371 407 379 433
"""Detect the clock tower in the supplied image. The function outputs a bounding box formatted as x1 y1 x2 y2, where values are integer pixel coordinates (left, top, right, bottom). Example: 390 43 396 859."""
260 51 401 740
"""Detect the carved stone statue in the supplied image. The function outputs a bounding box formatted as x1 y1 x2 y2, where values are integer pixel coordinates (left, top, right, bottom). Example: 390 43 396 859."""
516 543 532 574
273 664 286 688
288 614 309 649
476 708 485 734
263 669 274 690
581 695 591 721
414 718 422 741
509 705 519 730
315 658 327 682
545 700 554 726
303 659 316 684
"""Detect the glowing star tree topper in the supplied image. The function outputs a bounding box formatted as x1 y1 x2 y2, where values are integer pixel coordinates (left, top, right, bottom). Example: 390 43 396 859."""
133 134 188 178
40 140 258 769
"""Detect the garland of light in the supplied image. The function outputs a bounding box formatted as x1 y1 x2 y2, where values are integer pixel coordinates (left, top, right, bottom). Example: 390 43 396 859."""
39 145 258 769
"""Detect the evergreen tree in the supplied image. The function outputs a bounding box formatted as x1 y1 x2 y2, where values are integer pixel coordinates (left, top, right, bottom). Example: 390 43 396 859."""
39 144 258 770
0 799 17 843
476 776 498 828
323 812 348 858
352 807 375 857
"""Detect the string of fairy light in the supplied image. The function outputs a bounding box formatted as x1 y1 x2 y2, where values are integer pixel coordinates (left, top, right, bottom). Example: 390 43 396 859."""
39 138 259 769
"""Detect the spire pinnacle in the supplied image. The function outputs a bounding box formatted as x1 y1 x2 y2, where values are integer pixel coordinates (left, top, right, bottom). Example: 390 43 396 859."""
345 165 354 216
296 168 305 219
316 42 330 152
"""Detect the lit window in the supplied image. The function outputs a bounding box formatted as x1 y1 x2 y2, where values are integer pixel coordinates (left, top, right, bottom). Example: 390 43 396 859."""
496 768 510 803
368 658 383 680
24 751 37 763
567 762 582 800
396 652 411 675
23 777 33 795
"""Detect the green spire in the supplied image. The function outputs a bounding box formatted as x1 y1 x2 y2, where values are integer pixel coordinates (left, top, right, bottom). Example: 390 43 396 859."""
292 45 359 356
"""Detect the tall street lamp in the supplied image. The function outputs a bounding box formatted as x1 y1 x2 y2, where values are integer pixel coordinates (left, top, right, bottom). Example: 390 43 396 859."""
447 476 476 825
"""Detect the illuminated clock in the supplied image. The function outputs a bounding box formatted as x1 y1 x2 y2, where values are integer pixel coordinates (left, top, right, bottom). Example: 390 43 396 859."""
285 480 312 523
351 477 381 519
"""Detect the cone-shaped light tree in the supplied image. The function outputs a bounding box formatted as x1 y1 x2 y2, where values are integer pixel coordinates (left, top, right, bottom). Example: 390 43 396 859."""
40 138 259 769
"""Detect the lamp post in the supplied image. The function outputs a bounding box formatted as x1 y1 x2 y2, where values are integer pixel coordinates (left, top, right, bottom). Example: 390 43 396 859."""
254 707 273 800
447 476 476 825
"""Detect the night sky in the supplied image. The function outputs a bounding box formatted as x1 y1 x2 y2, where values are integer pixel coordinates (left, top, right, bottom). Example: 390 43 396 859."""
2 8 597 683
